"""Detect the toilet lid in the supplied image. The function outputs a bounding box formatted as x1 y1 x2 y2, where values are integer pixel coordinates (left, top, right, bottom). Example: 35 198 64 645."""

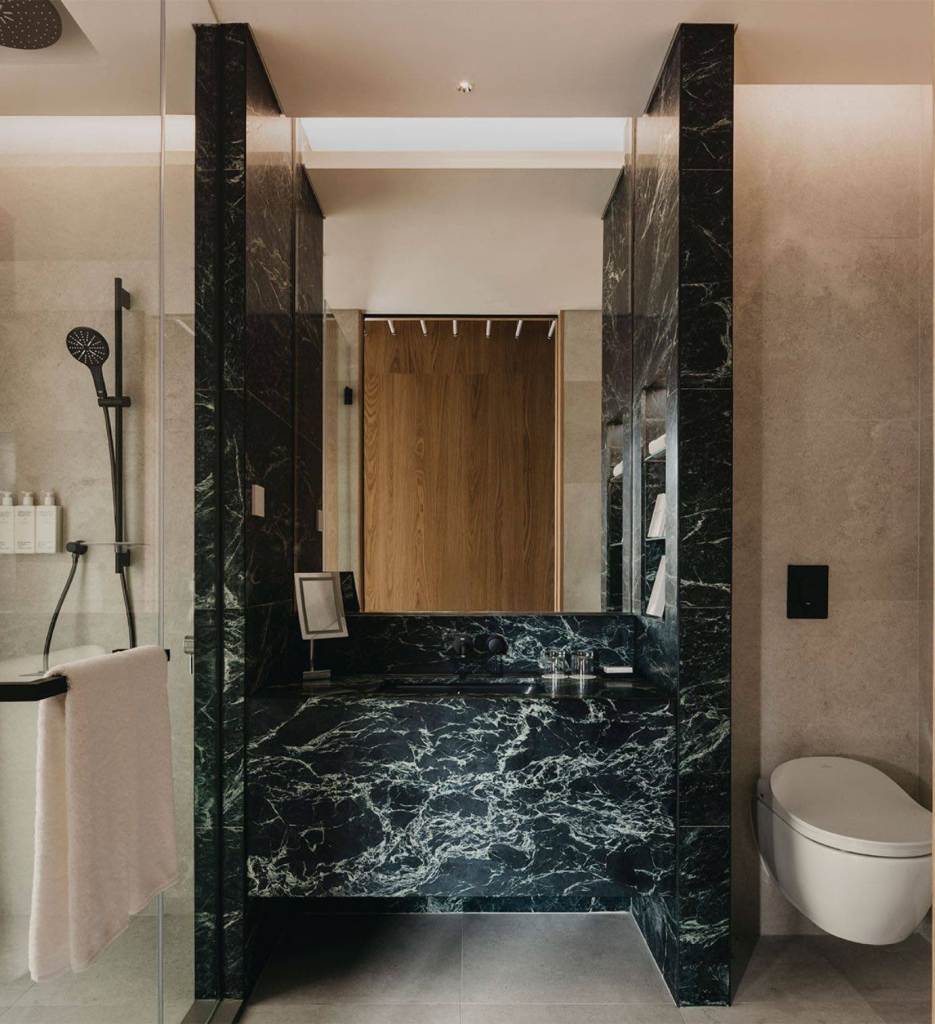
768 757 932 858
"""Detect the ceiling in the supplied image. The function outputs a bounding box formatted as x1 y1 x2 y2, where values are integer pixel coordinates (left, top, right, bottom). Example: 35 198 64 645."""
233 0 934 116
313 168 614 312
0 0 930 116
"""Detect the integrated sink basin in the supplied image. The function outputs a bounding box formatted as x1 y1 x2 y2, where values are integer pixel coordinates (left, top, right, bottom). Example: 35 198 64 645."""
255 673 664 702
376 674 540 696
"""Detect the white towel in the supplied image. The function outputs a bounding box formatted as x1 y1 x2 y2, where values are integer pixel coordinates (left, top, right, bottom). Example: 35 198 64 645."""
29 646 178 981
647 492 667 539
646 555 667 618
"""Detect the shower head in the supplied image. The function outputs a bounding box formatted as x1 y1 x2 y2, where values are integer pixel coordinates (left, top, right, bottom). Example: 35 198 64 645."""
66 327 110 399
66 326 109 366
0 1 63 51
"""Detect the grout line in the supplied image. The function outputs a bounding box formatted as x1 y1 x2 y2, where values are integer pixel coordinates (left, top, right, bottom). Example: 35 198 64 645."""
6 979 35 1011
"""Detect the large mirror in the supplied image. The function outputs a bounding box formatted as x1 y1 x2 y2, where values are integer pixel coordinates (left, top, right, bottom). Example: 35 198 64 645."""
307 133 631 614
322 311 625 614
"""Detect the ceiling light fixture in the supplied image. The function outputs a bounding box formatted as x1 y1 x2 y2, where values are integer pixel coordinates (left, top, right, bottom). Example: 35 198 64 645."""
456 80 474 94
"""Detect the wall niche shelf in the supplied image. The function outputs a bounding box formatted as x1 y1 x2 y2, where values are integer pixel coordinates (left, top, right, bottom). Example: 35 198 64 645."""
639 383 668 617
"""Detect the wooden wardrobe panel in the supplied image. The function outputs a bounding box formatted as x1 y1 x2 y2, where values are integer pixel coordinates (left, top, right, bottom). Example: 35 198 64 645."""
363 319 555 612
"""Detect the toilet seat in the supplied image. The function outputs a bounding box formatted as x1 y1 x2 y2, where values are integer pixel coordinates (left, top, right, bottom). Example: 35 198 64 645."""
764 756 931 859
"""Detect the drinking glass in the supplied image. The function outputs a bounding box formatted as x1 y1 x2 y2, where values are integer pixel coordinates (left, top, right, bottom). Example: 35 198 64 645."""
571 650 595 678
541 647 567 677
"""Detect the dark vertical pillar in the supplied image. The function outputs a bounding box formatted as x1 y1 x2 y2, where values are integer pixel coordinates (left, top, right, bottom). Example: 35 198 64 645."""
192 22 231 1001
294 170 325 573
674 25 733 1006
602 125 634 613
194 22 325 1000
605 22 733 1007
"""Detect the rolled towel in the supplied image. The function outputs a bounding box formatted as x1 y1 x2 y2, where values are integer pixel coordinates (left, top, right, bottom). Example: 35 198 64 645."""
646 556 666 618
647 433 666 456
647 493 666 539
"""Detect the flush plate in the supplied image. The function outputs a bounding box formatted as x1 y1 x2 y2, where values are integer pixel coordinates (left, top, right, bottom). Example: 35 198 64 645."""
787 564 829 619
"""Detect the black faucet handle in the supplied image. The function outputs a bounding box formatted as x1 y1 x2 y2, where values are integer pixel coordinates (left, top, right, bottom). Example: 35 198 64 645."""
486 634 508 656
448 635 473 659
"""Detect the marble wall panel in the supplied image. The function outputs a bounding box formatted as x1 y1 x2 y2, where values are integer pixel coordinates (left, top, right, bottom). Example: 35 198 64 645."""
246 693 675 906
194 22 325 1000
603 23 733 1006
316 613 634 675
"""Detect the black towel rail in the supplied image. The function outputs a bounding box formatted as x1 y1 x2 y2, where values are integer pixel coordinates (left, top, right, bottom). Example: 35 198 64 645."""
0 676 69 703
0 649 171 702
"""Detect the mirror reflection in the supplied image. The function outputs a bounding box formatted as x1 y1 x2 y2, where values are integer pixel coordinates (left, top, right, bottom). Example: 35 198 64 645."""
322 311 617 614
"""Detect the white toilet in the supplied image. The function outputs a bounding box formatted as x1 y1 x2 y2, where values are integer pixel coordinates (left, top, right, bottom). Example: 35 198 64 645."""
756 756 932 945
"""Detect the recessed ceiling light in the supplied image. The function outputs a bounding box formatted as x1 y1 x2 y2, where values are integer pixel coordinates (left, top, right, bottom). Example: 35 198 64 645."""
456 80 474 94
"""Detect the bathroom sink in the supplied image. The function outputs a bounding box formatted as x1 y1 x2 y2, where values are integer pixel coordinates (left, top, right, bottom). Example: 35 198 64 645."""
377 675 539 697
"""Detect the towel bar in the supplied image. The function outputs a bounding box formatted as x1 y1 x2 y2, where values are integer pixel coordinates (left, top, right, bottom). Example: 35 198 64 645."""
0 649 171 702
0 676 69 702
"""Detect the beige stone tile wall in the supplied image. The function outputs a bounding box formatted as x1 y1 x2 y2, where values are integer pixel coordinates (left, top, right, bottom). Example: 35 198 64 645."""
917 88 933 810
733 85 933 935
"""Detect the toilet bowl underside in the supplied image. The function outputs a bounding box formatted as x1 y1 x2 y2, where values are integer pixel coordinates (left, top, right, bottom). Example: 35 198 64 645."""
757 800 932 946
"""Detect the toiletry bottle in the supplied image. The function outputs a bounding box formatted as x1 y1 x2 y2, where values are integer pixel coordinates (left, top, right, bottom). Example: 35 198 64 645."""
14 491 36 554
36 491 61 554
0 492 14 554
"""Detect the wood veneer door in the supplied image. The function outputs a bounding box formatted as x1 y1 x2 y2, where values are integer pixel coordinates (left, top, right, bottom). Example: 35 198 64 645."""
363 318 555 612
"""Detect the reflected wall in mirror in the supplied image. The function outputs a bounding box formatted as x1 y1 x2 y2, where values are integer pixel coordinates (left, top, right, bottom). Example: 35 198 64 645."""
322 312 625 614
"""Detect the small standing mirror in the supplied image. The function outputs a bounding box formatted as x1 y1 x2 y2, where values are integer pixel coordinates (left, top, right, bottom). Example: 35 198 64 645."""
294 571 348 680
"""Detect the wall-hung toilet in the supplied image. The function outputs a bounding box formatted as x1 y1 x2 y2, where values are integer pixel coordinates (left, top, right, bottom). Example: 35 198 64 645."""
756 756 932 945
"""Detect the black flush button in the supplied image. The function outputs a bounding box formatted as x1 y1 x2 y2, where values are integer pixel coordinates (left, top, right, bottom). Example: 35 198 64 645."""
787 565 829 619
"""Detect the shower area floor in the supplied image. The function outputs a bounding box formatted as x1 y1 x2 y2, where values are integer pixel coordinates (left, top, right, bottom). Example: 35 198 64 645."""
241 912 932 1023
0 914 193 1023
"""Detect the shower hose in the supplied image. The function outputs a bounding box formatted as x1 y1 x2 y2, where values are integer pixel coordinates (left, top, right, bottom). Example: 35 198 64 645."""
41 404 136 673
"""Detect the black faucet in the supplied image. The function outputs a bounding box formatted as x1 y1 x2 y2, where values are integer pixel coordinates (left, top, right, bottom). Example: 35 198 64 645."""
483 634 509 677
446 633 509 676
448 635 473 660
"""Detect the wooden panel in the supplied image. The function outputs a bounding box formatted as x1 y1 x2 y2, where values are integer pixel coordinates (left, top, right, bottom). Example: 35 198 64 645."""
363 319 555 612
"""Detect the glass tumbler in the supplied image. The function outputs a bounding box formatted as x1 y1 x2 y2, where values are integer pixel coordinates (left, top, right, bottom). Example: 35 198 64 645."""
542 647 567 678
571 650 595 678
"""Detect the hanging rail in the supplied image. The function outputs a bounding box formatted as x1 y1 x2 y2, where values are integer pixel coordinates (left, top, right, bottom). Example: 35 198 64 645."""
0 676 68 702
0 649 171 702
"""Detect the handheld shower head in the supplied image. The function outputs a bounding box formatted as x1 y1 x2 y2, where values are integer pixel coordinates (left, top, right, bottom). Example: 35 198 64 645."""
66 327 110 399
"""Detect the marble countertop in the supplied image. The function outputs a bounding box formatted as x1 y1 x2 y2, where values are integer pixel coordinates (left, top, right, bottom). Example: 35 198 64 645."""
252 673 669 703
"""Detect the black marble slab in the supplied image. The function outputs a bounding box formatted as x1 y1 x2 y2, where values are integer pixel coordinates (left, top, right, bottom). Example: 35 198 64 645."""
316 613 634 676
602 22 733 1007
246 689 675 906
194 21 325 1002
